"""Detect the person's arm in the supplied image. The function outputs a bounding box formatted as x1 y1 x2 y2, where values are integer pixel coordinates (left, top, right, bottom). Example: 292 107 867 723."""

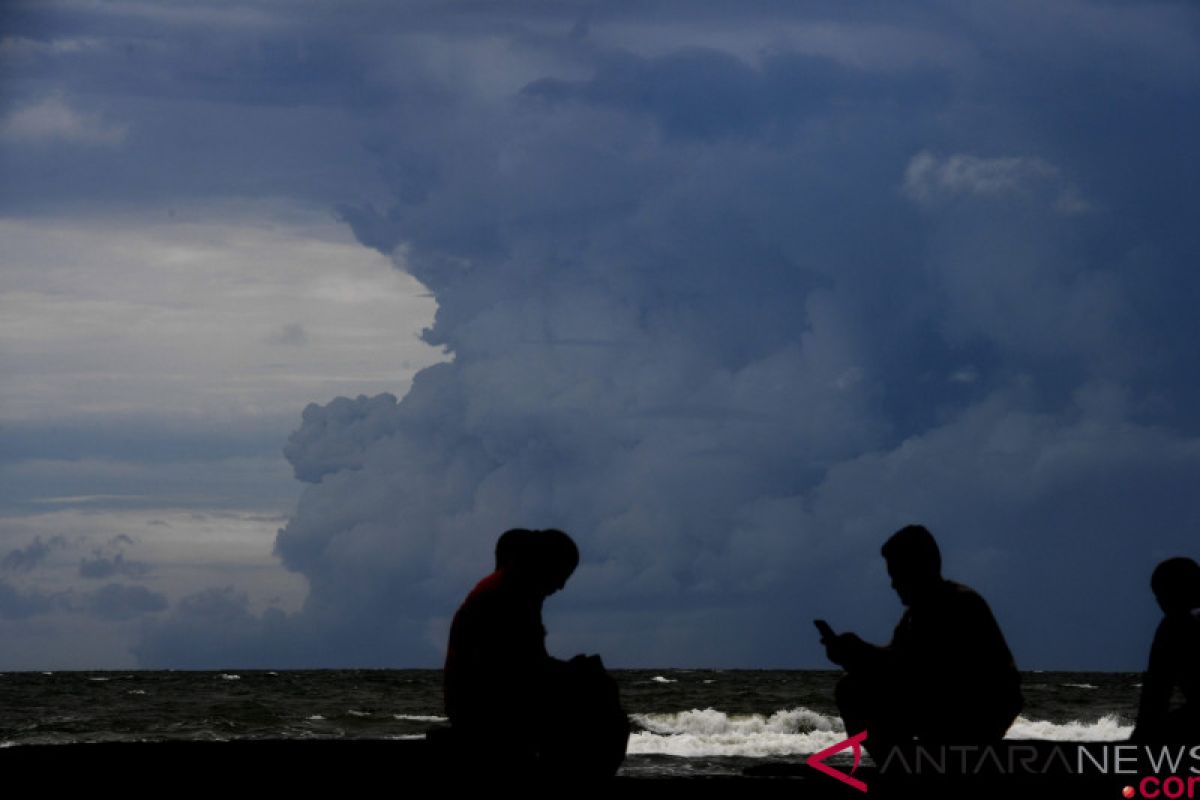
824 631 890 672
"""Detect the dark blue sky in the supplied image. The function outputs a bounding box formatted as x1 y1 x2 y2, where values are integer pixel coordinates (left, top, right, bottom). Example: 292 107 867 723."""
2 1 1199 669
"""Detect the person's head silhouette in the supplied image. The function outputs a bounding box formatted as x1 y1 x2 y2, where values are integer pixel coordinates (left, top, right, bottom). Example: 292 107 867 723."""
1150 556 1200 616
498 528 579 598
881 524 943 606
530 528 579 597
495 528 534 570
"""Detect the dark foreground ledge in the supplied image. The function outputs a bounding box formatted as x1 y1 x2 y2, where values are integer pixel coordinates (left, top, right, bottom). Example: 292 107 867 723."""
0 738 1160 798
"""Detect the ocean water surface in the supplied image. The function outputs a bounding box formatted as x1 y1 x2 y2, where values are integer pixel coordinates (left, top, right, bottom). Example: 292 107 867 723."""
0 669 1139 777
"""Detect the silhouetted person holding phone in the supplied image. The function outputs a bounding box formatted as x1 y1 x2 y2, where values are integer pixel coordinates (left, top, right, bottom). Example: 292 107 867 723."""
443 528 628 781
1131 556 1200 743
819 525 1022 756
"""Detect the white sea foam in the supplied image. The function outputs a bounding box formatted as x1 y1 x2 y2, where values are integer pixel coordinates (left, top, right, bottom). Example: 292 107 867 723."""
307 715 325 721
127 689 146 695
627 707 1132 759
393 714 448 722
629 707 847 758
221 674 241 681
1006 714 1131 741
651 676 677 684
347 709 372 717
1061 683 1098 690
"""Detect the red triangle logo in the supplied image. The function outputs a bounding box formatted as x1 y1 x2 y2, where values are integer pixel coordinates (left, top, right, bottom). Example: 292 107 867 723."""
806 729 868 792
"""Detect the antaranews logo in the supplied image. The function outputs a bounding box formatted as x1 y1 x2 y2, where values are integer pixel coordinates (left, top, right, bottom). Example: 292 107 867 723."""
805 737 1200 796
806 730 869 792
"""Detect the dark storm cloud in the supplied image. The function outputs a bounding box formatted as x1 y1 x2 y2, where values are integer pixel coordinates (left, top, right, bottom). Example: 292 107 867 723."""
2 536 65 572
0 576 165 623
83 583 167 621
271 4 1200 670
0 580 58 619
79 552 150 580
522 46 951 143
135 587 309 668
303 1 1200 669
10 1 1198 668
77 533 148 580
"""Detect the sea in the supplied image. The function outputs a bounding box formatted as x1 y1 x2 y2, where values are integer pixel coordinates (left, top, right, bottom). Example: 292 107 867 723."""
0 669 1139 777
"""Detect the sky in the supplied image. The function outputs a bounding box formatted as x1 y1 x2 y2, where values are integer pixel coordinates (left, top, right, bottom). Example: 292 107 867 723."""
1 0 1199 670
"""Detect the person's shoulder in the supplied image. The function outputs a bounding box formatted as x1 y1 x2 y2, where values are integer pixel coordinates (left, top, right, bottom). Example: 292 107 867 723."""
942 579 980 598
462 571 508 604
1157 610 1200 642
942 580 994 613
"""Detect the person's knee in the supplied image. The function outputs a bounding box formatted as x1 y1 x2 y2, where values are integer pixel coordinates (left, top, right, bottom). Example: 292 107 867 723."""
836 674 872 723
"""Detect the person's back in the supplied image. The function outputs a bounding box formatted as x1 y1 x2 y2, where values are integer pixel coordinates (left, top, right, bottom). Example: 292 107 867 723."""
892 578 1022 741
444 567 550 743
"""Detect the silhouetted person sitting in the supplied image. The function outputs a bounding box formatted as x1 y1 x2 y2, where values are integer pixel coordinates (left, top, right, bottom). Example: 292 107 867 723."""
1131 556 1200 743
821 525 1022 756
443 528 628 781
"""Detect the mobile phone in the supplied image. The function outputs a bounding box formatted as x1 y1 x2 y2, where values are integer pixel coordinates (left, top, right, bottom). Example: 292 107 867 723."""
813 619 836 641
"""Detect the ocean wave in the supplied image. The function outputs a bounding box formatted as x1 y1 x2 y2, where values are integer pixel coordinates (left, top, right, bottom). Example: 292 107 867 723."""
635 707 842 736
651 676 677 684
626 707 1132 759
221 674 241 681
628 707 847 758
393 714 447 722
1060 683 1098 690
1006 714 1131 741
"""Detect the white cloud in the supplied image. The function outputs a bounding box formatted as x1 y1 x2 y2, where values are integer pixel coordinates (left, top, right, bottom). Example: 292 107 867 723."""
0 95 127 146
903 151 1060 202
0 211 444 423
0 206 444 668
902 151 1092 216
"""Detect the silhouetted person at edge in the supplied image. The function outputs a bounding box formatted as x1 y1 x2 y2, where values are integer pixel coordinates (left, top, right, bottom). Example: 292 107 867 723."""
1131 556 1200 743
444 528 629 781
820 525 1022 757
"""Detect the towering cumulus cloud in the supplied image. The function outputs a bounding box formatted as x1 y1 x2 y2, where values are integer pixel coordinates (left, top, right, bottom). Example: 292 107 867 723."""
138 3 1200 668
